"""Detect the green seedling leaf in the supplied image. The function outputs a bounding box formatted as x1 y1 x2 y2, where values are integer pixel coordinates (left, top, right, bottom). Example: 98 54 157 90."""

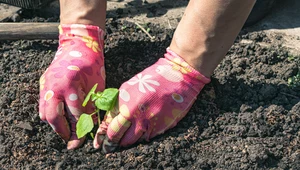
76 113 94 138
288 77 293 85
288 71 300 88
90 132 94 139
288 55 295 61
83 83 98 105
91 93 97 102
96 91 103 98
82 83 98 107
91 91 103 102
78 85 118 140
94 88 119 111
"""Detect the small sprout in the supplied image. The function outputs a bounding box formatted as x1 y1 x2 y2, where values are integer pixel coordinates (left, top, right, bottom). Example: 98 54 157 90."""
90 132 95 139
288 71 300 88
121 26 127 30
134 22 155 40
76 84 119 139
288 55 295 61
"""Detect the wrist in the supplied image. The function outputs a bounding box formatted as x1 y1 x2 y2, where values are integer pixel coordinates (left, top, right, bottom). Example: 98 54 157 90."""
59 0 107 30
164 48 211 85
169 41 217 78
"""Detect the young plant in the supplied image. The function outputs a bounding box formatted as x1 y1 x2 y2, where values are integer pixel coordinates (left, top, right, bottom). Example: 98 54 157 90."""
288 71 300 88
76 83 119 139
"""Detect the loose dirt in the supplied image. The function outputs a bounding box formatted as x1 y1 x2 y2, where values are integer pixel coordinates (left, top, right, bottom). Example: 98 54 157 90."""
0 1 300 169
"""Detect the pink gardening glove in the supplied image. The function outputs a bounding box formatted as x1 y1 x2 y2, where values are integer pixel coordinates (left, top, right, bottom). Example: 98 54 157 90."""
93 48 210 153
39 24 106 149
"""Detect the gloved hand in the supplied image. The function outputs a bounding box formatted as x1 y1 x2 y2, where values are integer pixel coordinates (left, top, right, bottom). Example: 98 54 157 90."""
39 24 106 149
93 48 210 153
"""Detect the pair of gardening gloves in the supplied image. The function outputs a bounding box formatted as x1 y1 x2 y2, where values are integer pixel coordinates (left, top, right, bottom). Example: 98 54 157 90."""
39 24 210 152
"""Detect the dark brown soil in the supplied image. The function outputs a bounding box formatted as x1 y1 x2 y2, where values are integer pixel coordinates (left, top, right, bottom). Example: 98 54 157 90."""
0 18 299 169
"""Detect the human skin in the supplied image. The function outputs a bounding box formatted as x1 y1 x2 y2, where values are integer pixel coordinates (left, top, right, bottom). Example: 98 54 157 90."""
59 0 107 30
169 0 256 77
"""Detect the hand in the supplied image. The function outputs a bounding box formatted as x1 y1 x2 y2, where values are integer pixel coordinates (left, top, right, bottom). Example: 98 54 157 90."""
39 24 106 149
93 48 210 153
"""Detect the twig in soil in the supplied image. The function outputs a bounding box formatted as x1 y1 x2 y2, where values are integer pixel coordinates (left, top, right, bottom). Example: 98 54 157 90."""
167 19 172 29
280 92 299 99
39 60 45 69
134 22 155 40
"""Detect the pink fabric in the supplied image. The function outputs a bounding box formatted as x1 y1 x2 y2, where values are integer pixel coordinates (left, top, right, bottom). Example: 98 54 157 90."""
39 24 105 149
94 48 210 152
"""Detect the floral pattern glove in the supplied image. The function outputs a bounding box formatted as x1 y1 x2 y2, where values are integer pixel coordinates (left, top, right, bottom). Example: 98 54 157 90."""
39 24 106 149
93 48 210 153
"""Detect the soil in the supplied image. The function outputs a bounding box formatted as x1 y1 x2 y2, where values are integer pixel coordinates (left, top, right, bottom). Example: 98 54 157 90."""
1 15 300 170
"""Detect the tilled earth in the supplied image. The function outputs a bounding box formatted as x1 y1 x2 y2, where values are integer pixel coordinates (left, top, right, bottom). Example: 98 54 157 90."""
0 18 300 169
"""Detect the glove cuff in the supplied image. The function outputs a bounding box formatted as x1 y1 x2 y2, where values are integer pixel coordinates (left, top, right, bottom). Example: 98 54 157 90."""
58 24 105 47
164 48 211 85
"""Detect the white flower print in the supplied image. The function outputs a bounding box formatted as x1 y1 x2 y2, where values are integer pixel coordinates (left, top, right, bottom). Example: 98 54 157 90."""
127 73 160 93
156 65 183 82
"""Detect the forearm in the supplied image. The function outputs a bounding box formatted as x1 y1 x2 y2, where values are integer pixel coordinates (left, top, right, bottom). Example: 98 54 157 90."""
59 0 107 30
170 0 256 77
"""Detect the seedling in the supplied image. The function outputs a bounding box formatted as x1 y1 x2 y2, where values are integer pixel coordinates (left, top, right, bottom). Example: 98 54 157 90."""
76 84 119 139
288 55 297 61
288 71 300 88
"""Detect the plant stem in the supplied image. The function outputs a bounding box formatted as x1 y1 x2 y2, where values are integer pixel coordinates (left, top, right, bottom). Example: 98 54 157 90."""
97 112 101 125
90 111 97 116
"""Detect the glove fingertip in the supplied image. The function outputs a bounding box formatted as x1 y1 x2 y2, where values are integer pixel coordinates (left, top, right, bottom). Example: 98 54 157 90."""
39 111 48 122
102 136 119 154
93 134 104 149
67 136 85 150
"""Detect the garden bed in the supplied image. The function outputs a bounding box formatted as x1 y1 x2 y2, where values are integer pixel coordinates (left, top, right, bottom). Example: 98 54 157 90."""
0 17 299 169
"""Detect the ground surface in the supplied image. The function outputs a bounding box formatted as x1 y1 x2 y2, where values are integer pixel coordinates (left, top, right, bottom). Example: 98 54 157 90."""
0 0 300 170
